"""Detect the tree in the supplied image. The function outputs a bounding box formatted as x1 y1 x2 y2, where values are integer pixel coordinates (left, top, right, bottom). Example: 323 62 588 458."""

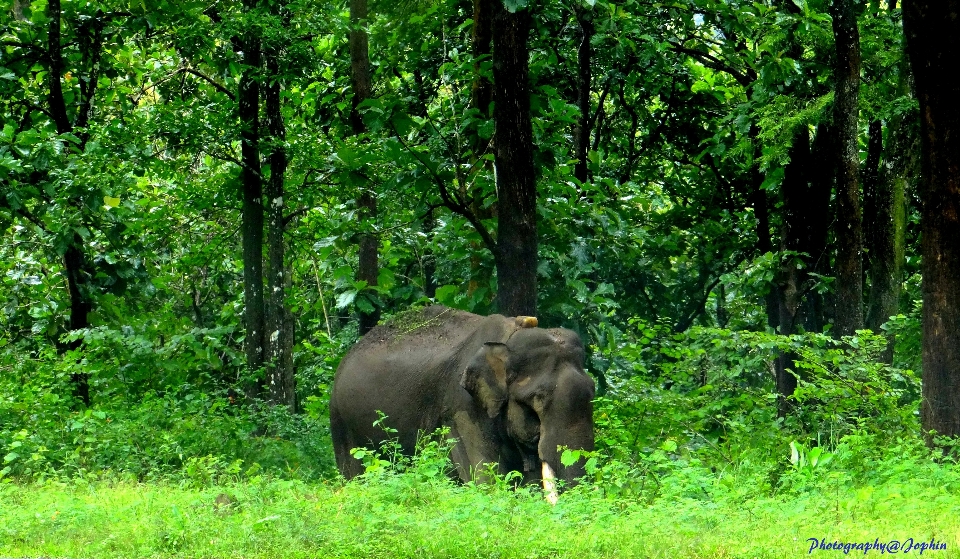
0 0 149 406
862 1 913 362
235 0 267 400
831 0 864 337
903 0 960 442
491 2 537 317
349 0 380 335
264 3 296 411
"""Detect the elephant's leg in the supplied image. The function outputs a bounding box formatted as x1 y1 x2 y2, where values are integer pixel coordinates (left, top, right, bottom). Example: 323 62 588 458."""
330 406 365 479
447 426 475 482
449 408 501 483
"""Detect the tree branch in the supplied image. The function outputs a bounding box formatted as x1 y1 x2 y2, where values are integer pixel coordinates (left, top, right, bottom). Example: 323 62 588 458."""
179 68 236 100
390 123 498 255
668 42 753 88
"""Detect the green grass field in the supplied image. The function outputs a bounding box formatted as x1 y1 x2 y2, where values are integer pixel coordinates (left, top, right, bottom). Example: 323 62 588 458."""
3 471 959 559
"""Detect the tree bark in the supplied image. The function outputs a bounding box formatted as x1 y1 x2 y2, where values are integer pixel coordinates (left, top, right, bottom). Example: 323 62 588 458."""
774 131 811 416
865 60 914 363
237 0 265 400
492 4 538 317
349 0 372 134
349 0 380 335
773 125 834 416
749 126 778 332
423 208 437 299
864 118 908 360
264 37 295 411
471 0 494 121
903 0 960 443
573 8 593 184
47 0 92 406
831 0 864 337
357 191 380 334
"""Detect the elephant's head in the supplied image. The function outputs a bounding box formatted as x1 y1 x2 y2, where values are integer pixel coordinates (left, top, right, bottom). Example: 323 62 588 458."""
461 323 595 496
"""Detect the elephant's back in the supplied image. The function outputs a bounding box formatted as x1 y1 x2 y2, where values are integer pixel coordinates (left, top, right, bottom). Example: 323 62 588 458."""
347 305 482 355
330 306 491 436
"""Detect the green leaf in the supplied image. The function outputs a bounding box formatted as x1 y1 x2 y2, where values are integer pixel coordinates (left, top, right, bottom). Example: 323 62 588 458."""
336 290 358 309
355 294 375 314
789 441 801 466
103 195 121 209
434 284 458 306
501 0 529 12
560 449 580 467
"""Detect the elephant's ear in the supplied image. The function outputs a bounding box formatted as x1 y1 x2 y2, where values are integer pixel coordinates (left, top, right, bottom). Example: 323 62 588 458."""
461 342 509 419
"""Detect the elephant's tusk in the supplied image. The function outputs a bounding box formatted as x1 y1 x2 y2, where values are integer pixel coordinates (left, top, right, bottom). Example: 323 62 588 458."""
541 462 559 505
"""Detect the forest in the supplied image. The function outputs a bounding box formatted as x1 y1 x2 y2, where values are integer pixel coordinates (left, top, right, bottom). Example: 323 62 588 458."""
3 0 960 557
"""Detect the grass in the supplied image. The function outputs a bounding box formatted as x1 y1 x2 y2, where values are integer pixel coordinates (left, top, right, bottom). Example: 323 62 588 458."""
3 467 960 559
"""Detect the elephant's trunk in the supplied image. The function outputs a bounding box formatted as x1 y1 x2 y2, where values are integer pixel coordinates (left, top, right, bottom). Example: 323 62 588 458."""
538 419 594 500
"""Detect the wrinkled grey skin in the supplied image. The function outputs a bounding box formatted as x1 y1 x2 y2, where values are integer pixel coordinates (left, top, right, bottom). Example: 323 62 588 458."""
330 306 595 487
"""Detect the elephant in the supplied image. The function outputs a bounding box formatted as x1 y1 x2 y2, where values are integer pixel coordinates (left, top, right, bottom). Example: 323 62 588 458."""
329 305 595 498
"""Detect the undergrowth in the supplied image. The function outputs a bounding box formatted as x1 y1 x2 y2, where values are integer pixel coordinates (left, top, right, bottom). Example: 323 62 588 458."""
2 321 955 557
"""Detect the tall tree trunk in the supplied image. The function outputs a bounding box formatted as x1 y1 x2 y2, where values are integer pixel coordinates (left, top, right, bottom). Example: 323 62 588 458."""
467 0 495 300
471 0 494 121
423 208 437 299
237 0 265 400
264 38 295 411
349 0 380 335
865 60 914 363
492 4 537 317
903 0 960 443
282 260 296 411
773 125 834 416
349 0 372 133
831 0 864 337
774 131 812 416
64 238 91 406
47 0 91 406
749 126 779 332
357 192 380 334
573 8 593 184
863 118 907 359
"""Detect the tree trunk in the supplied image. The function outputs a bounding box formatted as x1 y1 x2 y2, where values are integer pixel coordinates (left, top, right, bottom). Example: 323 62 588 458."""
749 126 779 332
573 8 593 184
831 0 864 337
471 0 494 121
492 4 537 317
349 0 372 134
773 125 834 416
423 208 437 299
865 61 914 363
357 192 380 334
264 39 295 411
64 239 91 406
282 260 296 411
903 0 960 443
47 0 91 406
237 0 265 400
349 0 380 335
774 130 811 416
864 118 908 359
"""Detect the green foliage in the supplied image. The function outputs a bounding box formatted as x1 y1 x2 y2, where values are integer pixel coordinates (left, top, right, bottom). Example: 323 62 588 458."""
0 361 335 482
0 0 932 541
350 417 459 483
